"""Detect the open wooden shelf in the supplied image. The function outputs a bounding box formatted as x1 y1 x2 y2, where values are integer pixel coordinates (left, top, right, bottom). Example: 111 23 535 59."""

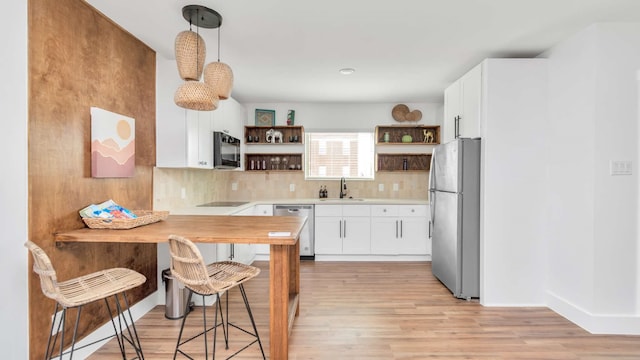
245 153 303 171
245 126 304 144
375 125 440 145
376 153 431 172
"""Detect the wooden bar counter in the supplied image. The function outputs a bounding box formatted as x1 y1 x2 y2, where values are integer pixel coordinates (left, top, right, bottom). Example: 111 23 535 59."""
55 215 307 360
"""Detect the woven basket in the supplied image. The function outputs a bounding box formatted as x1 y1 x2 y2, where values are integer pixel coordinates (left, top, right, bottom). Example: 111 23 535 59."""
175 30 206 81
83 210 169 230
175 81 219 111
204 62 234 100
392 104 410 122
405 110 423 121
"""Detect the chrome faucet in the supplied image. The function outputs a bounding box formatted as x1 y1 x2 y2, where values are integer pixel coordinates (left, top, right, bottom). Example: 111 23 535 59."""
339 177 347 199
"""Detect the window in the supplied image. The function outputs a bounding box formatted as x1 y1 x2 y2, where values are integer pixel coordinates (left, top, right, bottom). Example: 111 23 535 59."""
305 132 374 180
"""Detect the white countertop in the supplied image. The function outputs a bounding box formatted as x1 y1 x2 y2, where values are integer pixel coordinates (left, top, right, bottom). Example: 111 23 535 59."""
170 198 428 216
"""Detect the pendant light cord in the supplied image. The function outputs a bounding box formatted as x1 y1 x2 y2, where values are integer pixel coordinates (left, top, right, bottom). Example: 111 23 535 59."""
217 26 221 62
196 9 201 75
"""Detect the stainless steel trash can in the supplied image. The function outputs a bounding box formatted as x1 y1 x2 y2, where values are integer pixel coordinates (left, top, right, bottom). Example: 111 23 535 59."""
162 269 192 319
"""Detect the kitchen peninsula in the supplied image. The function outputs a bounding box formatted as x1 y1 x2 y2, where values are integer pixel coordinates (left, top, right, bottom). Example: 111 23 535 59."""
55 215 307 360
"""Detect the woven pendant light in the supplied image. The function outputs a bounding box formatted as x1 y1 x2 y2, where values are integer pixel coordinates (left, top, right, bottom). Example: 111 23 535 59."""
204 62 233 100
174 81 218 111
175 30 206 81
203 23 233 100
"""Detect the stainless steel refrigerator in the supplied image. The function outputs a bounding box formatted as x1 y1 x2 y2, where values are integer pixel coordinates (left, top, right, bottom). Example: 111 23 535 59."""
428 138 481 299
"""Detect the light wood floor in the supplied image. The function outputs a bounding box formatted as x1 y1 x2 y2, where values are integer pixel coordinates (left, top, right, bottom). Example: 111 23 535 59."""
90 261 640 359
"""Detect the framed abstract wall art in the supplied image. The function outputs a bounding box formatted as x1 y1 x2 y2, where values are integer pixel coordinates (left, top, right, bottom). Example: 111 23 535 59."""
90 107 135 178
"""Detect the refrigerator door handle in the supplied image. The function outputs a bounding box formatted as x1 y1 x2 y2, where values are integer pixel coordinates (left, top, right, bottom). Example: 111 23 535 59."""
428 148 436 191
429 190 436 225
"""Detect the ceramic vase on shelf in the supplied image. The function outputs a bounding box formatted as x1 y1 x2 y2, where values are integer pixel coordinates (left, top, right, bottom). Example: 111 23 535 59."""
287 110 295 125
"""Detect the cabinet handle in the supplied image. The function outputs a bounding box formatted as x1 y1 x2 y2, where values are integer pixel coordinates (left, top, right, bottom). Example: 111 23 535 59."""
400 220 403 238
339 220 342 238
344 220 347 238
230 244 235 260
428 220 432 238
395 220 398 238
454 116 460 139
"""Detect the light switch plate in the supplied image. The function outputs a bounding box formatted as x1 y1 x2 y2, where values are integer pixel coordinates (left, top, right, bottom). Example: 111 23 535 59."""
610 160 632 175
378 183 384 191
231 182 238 191
393 183 399 191
290 183 295 192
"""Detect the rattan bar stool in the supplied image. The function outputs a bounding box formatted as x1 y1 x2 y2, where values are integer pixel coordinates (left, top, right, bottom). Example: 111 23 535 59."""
168 234 265 360
25 241 146 360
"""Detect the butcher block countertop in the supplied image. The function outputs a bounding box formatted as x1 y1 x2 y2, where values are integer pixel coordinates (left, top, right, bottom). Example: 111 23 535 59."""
54 215 307 245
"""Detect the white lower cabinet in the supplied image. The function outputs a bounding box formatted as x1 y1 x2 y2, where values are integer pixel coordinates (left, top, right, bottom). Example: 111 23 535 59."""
315 204 371 255
226 204 273 263
371 205 429 255
253 204 273 256
397 208 430 255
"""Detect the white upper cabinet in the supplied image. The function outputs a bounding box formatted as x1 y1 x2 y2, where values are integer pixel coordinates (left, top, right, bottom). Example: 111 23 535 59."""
212 97 245 139
443 63 482 143
186 110 213 169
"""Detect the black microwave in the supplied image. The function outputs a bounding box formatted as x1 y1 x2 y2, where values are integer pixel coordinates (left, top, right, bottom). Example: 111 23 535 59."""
213 131 241 169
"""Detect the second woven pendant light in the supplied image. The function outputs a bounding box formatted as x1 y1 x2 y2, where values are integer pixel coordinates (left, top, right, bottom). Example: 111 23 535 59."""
204 22 234 100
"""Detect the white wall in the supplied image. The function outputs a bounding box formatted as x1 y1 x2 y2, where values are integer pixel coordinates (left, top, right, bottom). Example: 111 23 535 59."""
0 1 29 358
544 23 640 334
243 102 442 130
480 59 548 306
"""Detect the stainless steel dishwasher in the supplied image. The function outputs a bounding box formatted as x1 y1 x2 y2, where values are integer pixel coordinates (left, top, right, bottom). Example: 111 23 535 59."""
273 205 314 259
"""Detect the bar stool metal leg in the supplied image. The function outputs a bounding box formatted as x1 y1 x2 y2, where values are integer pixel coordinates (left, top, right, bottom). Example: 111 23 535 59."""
239 284 266 359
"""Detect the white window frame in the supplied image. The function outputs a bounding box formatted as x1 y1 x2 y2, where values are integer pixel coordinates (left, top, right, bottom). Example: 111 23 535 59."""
304 131 375 180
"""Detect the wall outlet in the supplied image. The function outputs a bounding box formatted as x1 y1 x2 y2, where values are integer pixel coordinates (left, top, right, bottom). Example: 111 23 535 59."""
231 182 238 191
378 183 384 191
393 183 399 191
180 187 186 199
290 183 295 192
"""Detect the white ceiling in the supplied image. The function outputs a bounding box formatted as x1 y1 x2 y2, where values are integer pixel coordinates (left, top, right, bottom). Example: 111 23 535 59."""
87 0 640 104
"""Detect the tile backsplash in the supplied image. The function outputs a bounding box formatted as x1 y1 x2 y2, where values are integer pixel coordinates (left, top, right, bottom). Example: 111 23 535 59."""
153 168 429 211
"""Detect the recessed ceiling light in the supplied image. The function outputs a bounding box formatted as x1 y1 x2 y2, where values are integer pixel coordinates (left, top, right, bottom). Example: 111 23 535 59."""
339 68 355 75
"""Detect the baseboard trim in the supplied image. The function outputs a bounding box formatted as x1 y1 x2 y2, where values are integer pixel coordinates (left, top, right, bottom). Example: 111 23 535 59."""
546 291 640 335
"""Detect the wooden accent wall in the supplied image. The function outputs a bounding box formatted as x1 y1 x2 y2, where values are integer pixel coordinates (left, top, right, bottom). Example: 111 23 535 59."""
28 0 157 358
